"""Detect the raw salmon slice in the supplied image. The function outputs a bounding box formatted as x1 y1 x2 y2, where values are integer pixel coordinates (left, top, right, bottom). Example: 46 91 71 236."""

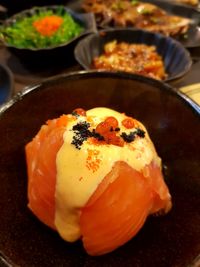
80 161 171 255
26 115 68 229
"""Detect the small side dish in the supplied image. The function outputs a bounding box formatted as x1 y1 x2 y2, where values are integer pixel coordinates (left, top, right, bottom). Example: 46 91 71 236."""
25 107 172 256
82 0 190 36
74 29 192 82
0 6 84 49
92 40 167 80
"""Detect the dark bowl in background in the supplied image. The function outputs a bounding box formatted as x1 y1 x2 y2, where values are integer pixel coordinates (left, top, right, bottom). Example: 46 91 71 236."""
0 6 97 67
0 63 14 105
0 71 199 267
74 29 192 82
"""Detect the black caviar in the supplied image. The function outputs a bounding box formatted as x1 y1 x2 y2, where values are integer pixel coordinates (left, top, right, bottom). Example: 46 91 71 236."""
71 121 145 149
71 122 104 149
121 128 145 143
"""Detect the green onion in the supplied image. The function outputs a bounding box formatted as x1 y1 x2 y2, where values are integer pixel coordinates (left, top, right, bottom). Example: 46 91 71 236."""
1 7 84 49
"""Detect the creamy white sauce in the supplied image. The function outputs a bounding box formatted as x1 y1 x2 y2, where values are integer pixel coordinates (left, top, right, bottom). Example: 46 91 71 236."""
54 107 160 242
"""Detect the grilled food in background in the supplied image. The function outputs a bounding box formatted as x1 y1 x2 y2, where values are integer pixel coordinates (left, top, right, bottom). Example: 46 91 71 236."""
82 0 191 36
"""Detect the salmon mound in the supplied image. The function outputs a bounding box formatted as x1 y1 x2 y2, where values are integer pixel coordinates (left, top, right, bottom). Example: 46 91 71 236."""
25 108 172 256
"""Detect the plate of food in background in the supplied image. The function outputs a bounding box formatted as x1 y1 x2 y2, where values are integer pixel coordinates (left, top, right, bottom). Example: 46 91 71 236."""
74 29 192 82
0 5 97 65
66 0 200 48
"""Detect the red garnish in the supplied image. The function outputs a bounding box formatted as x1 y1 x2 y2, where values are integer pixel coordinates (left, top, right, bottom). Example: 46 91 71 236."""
95 116 124 147
33 15 63 37
96 121 110 136
73 108 86 116
105 116 118 128
122 118 135 129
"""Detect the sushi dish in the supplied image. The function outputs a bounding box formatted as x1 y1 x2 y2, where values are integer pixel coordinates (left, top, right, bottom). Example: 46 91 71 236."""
25 107 172 256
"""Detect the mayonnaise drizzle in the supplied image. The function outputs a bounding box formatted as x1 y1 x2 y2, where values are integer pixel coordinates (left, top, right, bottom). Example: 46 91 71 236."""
55 108 160 242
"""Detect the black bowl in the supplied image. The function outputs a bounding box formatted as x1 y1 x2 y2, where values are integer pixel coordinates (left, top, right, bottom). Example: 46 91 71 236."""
0 63 14 105
0 71 200 267
74 29 192 82
0 6 97 66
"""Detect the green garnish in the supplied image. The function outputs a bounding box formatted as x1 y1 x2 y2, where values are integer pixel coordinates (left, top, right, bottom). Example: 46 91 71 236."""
1 7 84 49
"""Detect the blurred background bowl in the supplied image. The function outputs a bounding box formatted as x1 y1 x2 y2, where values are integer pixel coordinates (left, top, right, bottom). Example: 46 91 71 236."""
0 63 14 105
74 29 192 82
0 6 97 67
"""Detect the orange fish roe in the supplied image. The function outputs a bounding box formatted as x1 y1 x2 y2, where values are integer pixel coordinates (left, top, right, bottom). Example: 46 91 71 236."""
33 15 63 37
72 108 86 116
86 149 101 173
122 117 136 129
104 117 118 129
95 117 124 147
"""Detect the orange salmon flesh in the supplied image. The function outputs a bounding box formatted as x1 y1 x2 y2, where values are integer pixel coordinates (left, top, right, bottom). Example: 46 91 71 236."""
25 113 172 256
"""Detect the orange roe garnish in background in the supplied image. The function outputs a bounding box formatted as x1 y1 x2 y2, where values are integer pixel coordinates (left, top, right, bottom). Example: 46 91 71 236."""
33 15 63 36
